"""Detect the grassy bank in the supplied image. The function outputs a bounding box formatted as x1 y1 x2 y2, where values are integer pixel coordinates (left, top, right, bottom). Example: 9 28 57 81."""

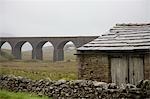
0 90 50 99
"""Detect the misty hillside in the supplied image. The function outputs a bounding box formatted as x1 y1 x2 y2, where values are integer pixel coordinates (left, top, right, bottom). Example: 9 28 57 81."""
1 44 77 61
0 49 14 61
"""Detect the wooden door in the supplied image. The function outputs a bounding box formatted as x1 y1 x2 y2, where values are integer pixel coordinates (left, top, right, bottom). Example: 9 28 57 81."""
129 56 144 85
111 56 128 85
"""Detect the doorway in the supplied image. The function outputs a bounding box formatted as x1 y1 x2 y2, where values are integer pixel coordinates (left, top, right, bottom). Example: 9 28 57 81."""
110 55 144 85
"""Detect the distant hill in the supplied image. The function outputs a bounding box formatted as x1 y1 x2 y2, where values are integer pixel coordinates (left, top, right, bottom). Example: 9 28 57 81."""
1 44 77 61
0 49 14 61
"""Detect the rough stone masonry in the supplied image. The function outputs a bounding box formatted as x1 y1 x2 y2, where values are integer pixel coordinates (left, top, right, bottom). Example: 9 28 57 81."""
0 75 150 99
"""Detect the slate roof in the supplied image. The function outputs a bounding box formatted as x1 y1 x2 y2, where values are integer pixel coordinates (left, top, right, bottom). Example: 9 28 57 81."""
78 23 150 51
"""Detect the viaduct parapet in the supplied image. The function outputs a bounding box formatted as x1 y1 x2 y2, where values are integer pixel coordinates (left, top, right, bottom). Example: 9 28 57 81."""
0 36 98 61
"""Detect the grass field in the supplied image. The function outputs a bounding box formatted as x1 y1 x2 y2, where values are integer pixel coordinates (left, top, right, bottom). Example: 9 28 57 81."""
0 90 50 99
0 60 78 80
0 45 78 80
0 46 78 98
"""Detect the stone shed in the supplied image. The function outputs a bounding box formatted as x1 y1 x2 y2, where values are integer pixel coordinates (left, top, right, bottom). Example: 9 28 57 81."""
77 23 150 85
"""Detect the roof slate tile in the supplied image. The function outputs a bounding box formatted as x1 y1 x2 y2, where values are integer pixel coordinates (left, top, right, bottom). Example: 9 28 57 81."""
78 23 150 51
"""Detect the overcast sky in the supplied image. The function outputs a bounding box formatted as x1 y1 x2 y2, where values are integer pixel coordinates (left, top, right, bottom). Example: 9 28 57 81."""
0 0 150 37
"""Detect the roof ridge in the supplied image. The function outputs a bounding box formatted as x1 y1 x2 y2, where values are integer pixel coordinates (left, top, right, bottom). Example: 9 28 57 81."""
116 23 150 26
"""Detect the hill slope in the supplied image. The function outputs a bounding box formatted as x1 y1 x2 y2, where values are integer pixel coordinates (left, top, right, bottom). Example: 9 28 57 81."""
0 49 14 61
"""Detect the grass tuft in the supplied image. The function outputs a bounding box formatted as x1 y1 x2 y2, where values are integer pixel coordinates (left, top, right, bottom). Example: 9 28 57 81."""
0 90 50 99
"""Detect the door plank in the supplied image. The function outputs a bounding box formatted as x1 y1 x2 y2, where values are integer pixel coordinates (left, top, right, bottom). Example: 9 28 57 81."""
129 56 144 85
111 57 128 85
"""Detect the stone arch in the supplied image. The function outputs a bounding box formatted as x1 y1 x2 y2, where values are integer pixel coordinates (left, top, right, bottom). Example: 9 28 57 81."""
54 40 77 61
21 42 33 60
0 41 12 54
57 40 77 49
64 41 76 61
13 41 33 59
35 41 54 60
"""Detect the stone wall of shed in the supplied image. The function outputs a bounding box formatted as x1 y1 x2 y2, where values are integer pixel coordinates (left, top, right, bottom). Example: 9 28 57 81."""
77 52 111 82
144 53 150 79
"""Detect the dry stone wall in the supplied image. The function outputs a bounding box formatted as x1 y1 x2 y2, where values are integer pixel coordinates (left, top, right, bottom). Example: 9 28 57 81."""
0 75 150 99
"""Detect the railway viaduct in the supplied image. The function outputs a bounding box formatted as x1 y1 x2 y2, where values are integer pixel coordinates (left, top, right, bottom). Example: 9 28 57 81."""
0 36 98 61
